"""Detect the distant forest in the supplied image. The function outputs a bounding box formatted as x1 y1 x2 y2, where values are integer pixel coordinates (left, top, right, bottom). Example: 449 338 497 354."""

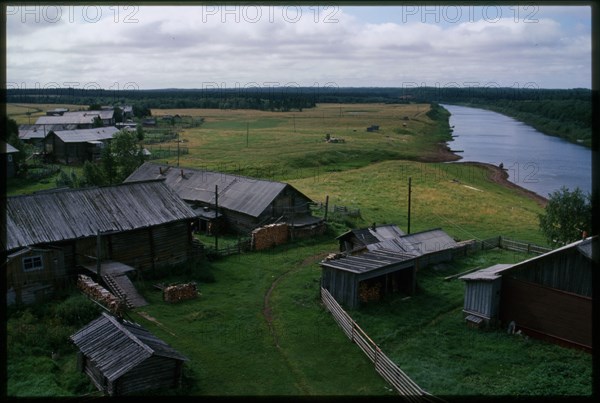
6 86 592 146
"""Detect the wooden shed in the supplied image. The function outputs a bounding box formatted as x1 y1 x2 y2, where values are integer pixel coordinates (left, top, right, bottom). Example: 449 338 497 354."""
4 180 198 303
70 312 188 396
461 237 594 351
337 224 405 253
320 249 417 309
44 126 119 164
125 162 323 234
5 246 66 305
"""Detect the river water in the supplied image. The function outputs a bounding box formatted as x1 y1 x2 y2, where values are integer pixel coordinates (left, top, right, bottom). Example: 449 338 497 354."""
441 104 592 198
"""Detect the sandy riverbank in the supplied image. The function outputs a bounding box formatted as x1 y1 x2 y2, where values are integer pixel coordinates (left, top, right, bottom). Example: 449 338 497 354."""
422 142 548 207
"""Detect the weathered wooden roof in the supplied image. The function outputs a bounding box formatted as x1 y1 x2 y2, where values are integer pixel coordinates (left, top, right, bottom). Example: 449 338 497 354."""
5 180 196 251
70 312 188 382
459 264 514 281
337 224 406 245
50 127 119 143
366 228 456 256
125 162 313 218
320 249 416 274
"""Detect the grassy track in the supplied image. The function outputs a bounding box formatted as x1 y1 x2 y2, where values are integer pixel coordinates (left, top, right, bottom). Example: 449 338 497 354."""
129 239 394 396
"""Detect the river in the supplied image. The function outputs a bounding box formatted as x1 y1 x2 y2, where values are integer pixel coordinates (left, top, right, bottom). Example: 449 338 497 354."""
441 104 592 198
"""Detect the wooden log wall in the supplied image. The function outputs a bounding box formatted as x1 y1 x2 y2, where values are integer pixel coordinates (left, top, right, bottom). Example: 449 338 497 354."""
114 356 180 396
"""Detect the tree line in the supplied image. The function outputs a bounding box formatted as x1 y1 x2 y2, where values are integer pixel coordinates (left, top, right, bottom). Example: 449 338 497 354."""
6 86 591 146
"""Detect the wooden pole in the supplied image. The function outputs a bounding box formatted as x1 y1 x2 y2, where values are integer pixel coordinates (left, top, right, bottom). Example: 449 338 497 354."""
96 230 101 277
246 122 249 147
215 185 219 251
324 195 329 221
407 177 412 234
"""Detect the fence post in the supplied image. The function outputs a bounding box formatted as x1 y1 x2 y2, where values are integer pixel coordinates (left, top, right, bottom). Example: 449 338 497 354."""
351 322 356 343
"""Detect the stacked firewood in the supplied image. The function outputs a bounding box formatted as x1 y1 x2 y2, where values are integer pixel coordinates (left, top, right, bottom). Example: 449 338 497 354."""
358 282 382 303
251 223 289 251
77 274 126 316
163 282 198 303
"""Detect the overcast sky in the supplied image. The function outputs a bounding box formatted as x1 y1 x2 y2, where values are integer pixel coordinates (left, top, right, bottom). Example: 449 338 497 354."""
6 4 592 91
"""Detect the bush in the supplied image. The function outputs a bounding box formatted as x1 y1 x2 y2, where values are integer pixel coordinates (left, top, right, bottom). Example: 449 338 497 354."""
55 294 102 327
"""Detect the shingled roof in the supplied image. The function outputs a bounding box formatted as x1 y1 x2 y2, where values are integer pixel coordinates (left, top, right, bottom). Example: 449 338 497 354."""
50 127 119 143
70 312 188 382
4 180 196 251
125 162 312 218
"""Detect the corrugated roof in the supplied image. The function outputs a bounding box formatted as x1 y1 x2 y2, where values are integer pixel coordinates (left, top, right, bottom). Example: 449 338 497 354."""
366 228 456 256
459 264 514 281
337 224 405 245
398 228 457 255
36 112 98 125
5 180 196 251
51 126 119 143
70 312 188 382
125 162 311 218
321 249 416 274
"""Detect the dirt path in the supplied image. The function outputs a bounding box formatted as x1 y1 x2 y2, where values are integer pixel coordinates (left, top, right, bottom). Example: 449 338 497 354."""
261 251 329 394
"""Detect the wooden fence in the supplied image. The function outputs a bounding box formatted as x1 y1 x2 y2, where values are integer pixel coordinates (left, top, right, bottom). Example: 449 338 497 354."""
321 287 442 402
474 236 551 255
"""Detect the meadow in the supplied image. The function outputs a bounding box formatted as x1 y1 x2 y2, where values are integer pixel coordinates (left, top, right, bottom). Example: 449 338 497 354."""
6 102 591 397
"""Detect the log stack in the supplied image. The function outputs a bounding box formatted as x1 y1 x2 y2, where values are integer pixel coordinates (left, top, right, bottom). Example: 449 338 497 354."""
251 223 289 251
77 274 126 316
163 282 198 303
358 282 382 303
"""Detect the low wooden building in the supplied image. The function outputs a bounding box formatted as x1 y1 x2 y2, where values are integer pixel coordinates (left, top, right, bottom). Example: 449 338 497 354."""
44 126 119 164
321 250 418 309
125 162 323 235
70 312 188 396
337 224 406 253
461 237 594 351
5 180 198 304
5 247 66 305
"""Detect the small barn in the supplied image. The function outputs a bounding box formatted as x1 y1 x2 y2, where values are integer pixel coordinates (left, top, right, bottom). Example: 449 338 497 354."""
320 250 418 309
368 228 460 266
125 162 323 235
70 312 188 396
337 224 405 253
44 127 120 164
5 180 198 304
460 237 594 351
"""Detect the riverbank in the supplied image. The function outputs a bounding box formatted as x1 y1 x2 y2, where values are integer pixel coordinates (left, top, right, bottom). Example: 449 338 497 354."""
421 138 548 207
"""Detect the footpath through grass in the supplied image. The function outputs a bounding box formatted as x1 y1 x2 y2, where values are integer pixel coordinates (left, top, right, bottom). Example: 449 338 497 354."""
128 237 394 396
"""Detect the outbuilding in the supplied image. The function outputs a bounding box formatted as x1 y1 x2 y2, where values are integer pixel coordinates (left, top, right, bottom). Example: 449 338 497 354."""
320 249 418 309
460 237 594 351
70 312 188 396
125 162 323 235
44 126 120 164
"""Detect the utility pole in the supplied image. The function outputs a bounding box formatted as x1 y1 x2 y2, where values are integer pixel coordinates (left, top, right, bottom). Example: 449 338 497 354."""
214 185 219 251
246 122 249 147
96 230 102 277
407 177 412 234
324 195 329 221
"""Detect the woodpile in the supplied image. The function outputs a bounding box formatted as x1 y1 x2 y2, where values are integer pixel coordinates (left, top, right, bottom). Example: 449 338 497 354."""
163 282 198 303
77 274 126 316
358 282 382 303
251 223 288 251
